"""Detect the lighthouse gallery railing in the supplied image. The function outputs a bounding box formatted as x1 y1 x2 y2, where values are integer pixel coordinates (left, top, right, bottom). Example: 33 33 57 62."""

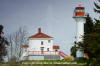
28 51 59 55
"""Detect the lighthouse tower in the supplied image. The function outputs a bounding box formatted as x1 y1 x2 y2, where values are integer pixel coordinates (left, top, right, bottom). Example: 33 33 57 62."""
73 5 86 59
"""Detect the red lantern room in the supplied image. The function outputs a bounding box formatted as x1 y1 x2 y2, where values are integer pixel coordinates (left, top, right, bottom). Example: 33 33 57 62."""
74 5 85 16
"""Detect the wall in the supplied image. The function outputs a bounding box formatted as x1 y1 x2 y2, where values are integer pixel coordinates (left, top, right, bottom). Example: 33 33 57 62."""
28 55 44 60
28 38 53 51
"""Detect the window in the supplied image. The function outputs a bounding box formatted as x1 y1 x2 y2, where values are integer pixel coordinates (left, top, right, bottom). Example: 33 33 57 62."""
48 40 51 43
41 41 43 45
55 49 58 52
47 48 49 51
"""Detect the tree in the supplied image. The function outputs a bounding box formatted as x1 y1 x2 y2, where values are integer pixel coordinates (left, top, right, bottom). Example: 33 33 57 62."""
78 25 100 65
70 45 77 57
94 1 100 13
83 33 100 66
94 19 100 33
84 14 94 54
84 14 94 34
0 25 9 63
7 27 28 62
0 25 3 38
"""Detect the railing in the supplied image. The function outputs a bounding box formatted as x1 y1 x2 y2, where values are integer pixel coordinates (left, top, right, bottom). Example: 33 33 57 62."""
28 51 59 55
59 51 68 58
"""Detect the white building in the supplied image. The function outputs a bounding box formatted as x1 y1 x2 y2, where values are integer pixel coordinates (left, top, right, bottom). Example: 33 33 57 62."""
21 28 67 60
28 28 53 52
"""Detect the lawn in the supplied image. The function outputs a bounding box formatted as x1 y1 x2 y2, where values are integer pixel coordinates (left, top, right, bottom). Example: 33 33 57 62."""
0 60 87 66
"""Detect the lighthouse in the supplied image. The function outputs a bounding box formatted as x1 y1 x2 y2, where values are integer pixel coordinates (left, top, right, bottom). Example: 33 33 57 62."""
73 5 86 59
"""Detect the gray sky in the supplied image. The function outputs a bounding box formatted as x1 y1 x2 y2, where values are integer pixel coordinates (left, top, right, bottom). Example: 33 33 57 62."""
0 0 95 55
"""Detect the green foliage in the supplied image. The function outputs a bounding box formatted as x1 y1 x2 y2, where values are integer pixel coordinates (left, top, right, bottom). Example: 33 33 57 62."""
94 1 100 13
84 14 94 34
22 60 75 63
0 25 9 63
70 45 77 57
94 19 100 33
0 25 3 33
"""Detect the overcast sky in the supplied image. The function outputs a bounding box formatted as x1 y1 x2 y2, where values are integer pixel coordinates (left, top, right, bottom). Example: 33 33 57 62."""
0 0 96 55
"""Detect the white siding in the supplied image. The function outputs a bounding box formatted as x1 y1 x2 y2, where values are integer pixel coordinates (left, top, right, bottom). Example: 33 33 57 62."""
73 16 86 58
28 38 53 51
74 17 86 42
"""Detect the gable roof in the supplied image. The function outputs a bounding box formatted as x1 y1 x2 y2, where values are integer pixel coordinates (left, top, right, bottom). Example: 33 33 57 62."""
29 28 53 38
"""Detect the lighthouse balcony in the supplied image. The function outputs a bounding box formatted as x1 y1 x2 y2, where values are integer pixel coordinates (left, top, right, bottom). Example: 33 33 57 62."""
28 51 59 56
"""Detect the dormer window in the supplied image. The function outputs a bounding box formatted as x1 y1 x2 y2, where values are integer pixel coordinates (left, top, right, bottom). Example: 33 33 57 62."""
47 48 49 51
41 41 43 45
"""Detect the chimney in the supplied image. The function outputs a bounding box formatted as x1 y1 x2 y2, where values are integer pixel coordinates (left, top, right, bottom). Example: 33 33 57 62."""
38 28 41 33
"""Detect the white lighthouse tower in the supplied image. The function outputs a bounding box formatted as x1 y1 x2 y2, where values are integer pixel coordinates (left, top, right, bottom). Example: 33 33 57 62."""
73 5 86 59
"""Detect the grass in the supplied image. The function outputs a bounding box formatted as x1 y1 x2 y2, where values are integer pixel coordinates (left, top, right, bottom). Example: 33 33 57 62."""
0 60 87 66
20 64 84 66
21 60 87 64
22 60 76 63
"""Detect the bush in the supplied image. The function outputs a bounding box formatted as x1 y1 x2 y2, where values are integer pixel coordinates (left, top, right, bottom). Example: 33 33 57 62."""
64 56 74 61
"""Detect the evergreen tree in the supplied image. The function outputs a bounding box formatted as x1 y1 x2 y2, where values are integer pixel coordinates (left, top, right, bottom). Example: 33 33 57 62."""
94 1 100 13
0 25 3 38
94 19 100 33
0 25 9 63
84 14 94 54
84 14 94 34
81 25 100 65
70 45 77 57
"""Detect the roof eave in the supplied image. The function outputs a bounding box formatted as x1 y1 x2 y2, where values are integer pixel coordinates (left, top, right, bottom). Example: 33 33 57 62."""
29 38 54 40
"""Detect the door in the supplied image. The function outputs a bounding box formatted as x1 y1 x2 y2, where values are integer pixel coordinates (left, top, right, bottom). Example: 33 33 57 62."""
40 47 44 54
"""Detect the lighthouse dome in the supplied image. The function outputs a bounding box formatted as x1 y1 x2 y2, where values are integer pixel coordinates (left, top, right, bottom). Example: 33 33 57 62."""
74 5 85 17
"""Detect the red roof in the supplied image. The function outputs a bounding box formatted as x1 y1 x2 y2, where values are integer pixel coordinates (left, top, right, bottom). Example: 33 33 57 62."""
53 45 60 49
29 28 53 38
